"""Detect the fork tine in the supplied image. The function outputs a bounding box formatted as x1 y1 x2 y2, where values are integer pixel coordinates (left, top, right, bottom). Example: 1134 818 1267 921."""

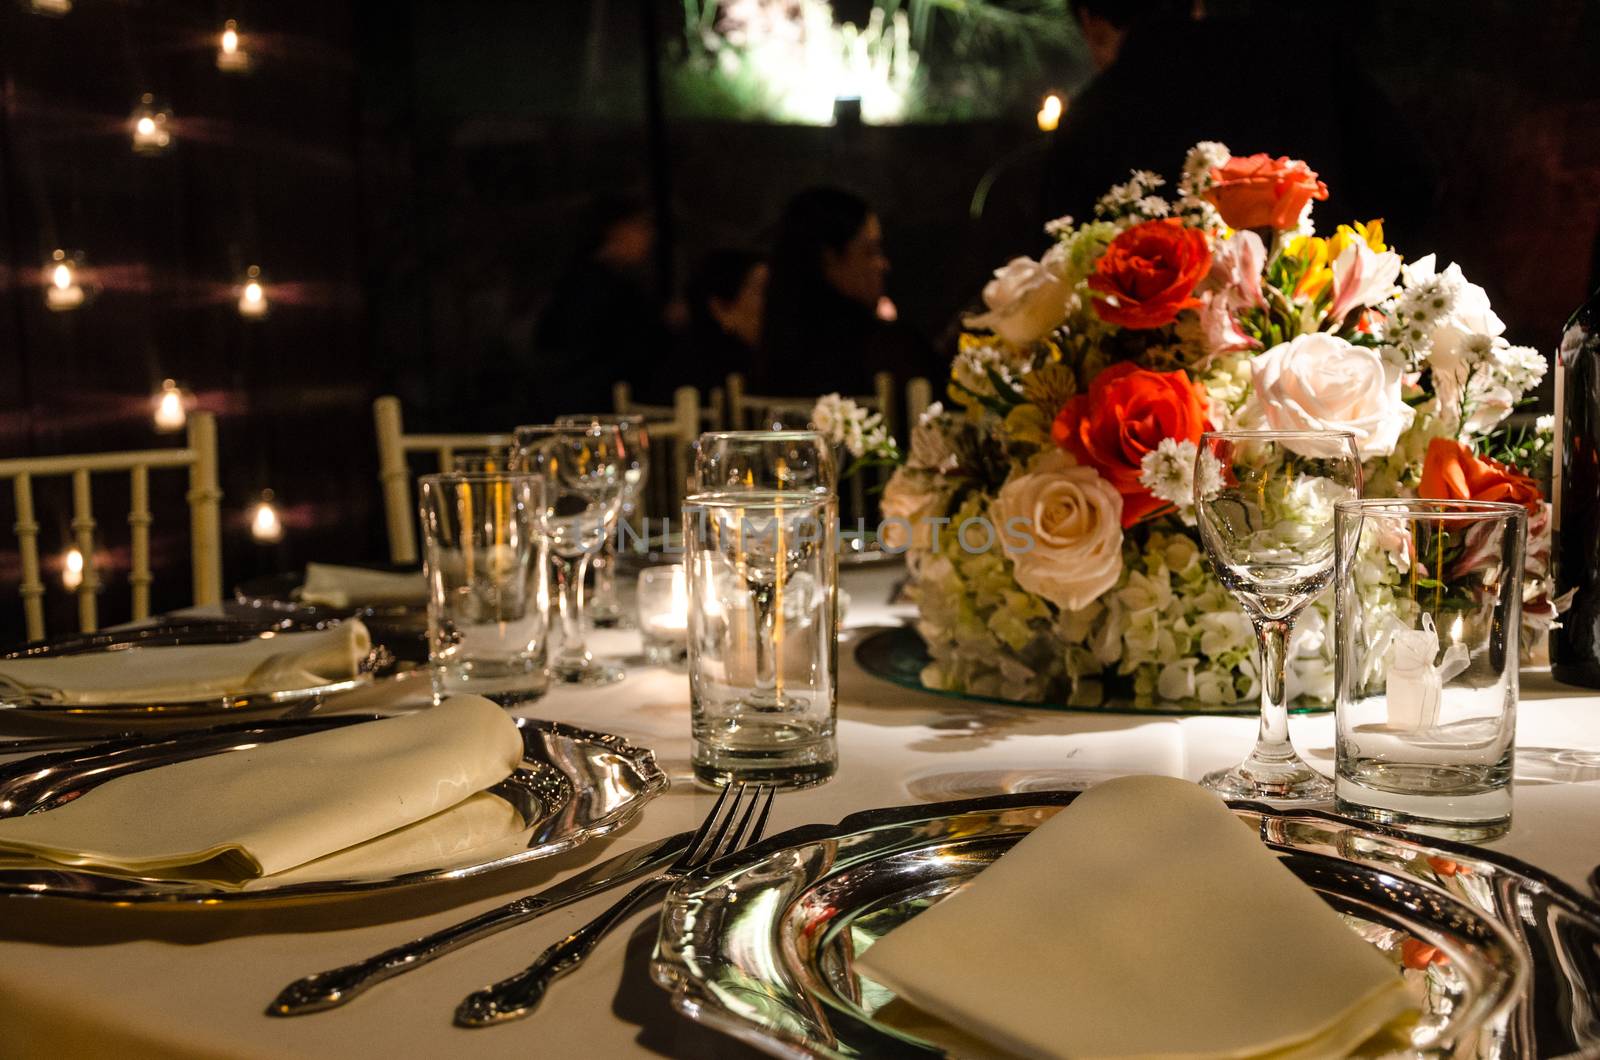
746 785 775 847
672 782 735 872
715 784 766 861
686 782 747 870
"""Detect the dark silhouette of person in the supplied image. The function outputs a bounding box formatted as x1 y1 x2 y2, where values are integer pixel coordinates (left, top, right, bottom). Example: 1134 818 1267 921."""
679 250 767 397
1046 1 1433 242
529 195 668 419
756 187 936 396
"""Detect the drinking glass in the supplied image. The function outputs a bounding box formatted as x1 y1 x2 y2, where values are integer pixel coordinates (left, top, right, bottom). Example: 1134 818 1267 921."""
512 422 628 685
1193 430 1362 802
556 414 651 628
1334 499 1525 839
418 472 548 704
693 430 836 495
636 564 689 667
450 452 511 474
686 491 837 789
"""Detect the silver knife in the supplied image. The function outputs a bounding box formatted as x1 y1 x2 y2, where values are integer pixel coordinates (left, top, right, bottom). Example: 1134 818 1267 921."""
267 830 691 1016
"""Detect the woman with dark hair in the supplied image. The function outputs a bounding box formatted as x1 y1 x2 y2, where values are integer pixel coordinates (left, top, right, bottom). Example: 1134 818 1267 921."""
756 187 933 394
680 249 767 394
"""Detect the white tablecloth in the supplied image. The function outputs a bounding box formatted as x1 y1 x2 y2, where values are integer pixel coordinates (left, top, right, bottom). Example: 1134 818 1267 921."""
1 563 1597 1059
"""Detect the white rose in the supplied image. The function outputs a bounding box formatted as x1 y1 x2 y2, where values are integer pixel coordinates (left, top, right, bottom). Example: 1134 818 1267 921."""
1244 332 1414 458
993 451 1124 612
879 468 950 553
963 247 1069 347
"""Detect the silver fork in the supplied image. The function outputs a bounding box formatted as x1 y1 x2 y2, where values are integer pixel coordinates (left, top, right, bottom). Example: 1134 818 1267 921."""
454 782 774 1027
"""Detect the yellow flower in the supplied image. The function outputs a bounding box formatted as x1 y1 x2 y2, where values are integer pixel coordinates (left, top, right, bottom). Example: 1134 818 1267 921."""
1287 235 1332 301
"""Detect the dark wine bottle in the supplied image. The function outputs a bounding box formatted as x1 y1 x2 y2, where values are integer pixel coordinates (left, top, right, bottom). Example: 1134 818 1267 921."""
1551 286 1600 687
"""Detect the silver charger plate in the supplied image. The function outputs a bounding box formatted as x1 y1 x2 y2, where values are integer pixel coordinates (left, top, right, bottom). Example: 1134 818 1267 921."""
653 793 1600 1059
0 715 667 903
0 623 384 719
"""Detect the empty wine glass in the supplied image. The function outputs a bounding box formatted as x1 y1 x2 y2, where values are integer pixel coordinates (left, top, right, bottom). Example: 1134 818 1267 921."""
1193 429 1362 803
556 413 651 628
512 422 628 685
693 430 836 495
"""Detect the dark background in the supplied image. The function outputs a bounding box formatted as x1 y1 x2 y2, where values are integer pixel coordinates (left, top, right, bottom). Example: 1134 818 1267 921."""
0 0 1597 644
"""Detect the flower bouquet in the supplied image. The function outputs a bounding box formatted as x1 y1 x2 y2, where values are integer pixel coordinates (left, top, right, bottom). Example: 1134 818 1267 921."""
814 143 1564 710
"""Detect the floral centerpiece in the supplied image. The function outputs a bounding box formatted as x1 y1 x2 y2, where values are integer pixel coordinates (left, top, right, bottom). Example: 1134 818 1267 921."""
813 143 1566 709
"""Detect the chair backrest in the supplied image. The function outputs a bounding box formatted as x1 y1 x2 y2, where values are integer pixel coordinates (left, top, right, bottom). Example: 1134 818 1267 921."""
906 377 935 428
611 383 703 520
726 371 898 436
373 396 514 566
0 412 222 641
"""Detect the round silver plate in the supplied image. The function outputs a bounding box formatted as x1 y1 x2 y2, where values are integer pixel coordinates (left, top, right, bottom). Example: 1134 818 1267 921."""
0 715 667 903
0 622 381 718
654 793 1600 1059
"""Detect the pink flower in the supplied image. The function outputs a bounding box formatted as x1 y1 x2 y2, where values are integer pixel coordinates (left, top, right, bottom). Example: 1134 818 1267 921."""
1198 292 1258 353
1326 241 1401 326
1205 230 1267 310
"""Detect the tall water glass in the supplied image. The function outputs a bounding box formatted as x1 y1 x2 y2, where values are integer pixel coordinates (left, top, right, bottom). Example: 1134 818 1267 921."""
686 491 837 789
512 422 627 685
693 430 837 495
1334 499 1525 839
1193 430 1362 803
556 414 650 627
419 472 548 704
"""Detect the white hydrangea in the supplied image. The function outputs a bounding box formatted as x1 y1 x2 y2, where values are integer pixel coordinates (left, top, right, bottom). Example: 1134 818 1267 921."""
1095 170 1167 219
1178 140 1229 198
809 393 890 458
1137 438 1222 524
1044 214 1075 238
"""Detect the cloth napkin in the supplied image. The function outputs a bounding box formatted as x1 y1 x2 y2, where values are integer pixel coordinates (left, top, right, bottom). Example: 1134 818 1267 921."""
0 621 371 706
300 563 428 608
856 775 1413 1060
0 695 525 884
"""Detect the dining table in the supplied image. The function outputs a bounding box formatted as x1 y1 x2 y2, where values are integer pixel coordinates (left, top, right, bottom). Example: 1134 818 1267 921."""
2 559 1598 1059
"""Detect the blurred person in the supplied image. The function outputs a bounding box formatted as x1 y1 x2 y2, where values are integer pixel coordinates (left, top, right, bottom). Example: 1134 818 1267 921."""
528 194 667 418
1046 0 1432 241
756 187 935 395
681 250 767 394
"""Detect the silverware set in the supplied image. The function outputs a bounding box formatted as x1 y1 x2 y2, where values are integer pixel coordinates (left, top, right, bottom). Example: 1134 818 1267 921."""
269 782 775 1026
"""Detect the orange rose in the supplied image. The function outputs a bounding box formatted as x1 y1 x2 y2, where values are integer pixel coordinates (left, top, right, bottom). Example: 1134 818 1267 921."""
1051 362 1211 526
1086 219 1211 329
1204 154 1329 231
1418 438 1543 514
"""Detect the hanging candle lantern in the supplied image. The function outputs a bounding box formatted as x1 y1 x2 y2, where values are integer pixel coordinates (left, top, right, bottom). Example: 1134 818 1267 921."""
44 249 85 311
237 265 269 319
216 20 251 73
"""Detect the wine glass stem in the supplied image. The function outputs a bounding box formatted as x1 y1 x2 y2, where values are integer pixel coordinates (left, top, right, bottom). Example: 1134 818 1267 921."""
555 551 593 665
1251 615 1295 761
752 583 778 698
591 541 617 612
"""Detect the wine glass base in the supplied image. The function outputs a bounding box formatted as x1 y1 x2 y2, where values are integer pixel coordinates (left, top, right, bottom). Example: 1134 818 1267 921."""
1201 760 1334 805
551 660 625 686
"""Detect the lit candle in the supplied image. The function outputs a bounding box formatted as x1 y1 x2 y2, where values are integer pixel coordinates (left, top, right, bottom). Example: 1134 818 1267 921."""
61 547 84 591
216 20 251 72
638 564 689 666
251 491 284 543
44 250 84 311
238 265 268 318
1036 93 1063 133
131 94 172 154
153 379 187 433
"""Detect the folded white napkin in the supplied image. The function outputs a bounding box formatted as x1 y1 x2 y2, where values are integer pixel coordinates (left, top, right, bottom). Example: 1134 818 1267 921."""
0 621 371 706
856 775 1413 1060
0 695 525 884
300 563 428 608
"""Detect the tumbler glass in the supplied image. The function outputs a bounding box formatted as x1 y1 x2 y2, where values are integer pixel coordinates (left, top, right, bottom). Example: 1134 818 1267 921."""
1334 498 1526 840
692 430 837 495
686 491 837 789
419 472 548 704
